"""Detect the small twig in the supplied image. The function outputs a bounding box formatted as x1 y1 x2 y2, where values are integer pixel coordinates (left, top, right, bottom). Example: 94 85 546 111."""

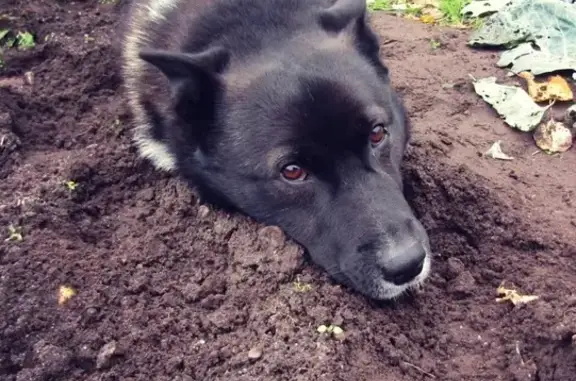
515 341 525 366
402 361 437 379
381 39 398 45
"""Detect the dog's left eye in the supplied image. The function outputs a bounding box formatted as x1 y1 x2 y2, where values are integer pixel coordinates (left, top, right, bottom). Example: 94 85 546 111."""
281 164 308 182
369 124 387 146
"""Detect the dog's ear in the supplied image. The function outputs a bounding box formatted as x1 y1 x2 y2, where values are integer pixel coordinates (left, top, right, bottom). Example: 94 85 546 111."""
139 46 230 122
317 0 366 32
317 0 389 80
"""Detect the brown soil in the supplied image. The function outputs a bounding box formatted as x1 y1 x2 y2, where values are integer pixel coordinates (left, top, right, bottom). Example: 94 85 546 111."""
1 1 576 381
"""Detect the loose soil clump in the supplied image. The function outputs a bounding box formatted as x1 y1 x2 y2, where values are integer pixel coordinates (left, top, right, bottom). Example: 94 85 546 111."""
1 1 575 380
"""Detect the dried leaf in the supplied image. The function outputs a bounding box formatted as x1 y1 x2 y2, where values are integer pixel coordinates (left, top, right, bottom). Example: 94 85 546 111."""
58 285 77 305
496 284 539 306
483 140 514 160
518 72 574 103
533 119 573 153
420 14 437 24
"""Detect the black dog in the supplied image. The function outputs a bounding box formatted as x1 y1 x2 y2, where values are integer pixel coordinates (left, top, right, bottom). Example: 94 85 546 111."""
121 0 431 300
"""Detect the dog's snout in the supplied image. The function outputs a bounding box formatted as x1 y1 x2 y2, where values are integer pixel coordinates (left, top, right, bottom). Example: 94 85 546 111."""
380 243 426 285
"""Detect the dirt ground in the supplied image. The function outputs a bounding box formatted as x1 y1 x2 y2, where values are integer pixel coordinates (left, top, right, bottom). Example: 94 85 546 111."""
1 1 575 380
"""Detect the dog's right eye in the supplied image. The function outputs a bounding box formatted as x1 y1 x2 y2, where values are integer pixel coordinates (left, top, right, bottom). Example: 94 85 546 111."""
369 124 387 146
281 164 308 182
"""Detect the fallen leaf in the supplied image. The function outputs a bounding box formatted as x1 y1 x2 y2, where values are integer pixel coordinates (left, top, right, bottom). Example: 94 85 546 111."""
496 284 539 306
472 76 551 132
58 285 77 305
483 140 514 160
412 0 444 22
420 14 436 24
533 119 573 153
518 72 573 102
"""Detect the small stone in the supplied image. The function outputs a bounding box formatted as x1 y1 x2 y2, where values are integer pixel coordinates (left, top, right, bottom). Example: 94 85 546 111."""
96 341 117 369
446 257 465 280
138 188 154 202
448 271 476 299
247 346 263 360
197 205 210 218
317 325 328 333
24 71 34 86
257 225 286 248
80 307 99 325
565 104 576 126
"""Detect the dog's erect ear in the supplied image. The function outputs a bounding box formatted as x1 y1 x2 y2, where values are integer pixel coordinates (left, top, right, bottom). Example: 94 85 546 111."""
317 0 366 32
139 46 230 82
139 46 230 125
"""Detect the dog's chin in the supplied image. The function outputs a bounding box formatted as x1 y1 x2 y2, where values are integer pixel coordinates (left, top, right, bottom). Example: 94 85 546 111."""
346 254 432 301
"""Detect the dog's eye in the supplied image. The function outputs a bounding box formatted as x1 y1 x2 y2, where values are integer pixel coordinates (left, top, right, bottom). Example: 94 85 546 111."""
369 124 387 146
281 164 308 181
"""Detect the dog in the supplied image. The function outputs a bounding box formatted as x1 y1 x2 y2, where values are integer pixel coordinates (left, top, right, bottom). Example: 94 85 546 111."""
120 0 431 300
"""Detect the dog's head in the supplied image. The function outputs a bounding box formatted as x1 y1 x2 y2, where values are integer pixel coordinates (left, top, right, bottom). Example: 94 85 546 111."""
137 0 431 300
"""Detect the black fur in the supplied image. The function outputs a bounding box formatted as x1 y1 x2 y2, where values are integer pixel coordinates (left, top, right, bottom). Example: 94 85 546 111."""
124 0 431 300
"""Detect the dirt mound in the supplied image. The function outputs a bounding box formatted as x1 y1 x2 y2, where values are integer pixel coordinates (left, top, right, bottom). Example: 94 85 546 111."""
1 1 575 381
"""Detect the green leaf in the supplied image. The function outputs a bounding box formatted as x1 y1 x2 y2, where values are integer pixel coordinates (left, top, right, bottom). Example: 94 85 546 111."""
468 0 576 75
0 29 9 41
16 32 35 50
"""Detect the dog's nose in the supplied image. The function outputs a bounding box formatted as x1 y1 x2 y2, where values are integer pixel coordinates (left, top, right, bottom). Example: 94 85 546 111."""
380 244 426 285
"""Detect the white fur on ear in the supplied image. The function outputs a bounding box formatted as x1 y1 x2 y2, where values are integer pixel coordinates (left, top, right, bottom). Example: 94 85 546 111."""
134 129 177 171
121 0 183 172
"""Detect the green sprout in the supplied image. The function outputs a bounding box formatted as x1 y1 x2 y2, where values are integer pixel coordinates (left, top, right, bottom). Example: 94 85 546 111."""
293 277 312 292
316 324 346 340
5 224 23 242
16 32 35 50
65 180 79 191
430 39 442 49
